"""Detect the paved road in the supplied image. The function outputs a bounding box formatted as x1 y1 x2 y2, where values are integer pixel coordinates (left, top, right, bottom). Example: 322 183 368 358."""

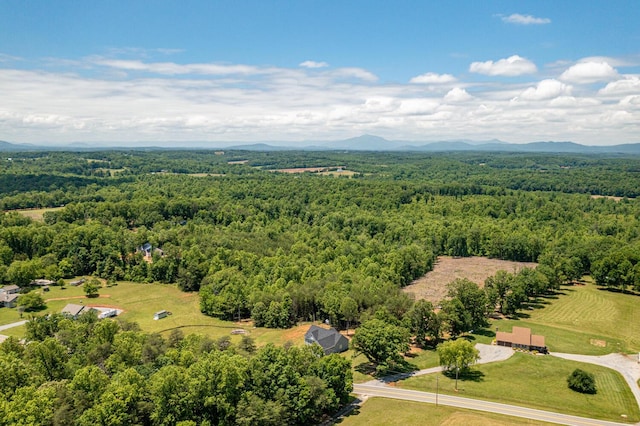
351 344 636 425
353 383 632 426
0 320 27 331
365 343 514 385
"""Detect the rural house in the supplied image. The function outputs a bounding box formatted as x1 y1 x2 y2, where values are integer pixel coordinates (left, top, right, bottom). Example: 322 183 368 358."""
61 303 86 319
496 326 547 353
2 285 20 294
304 325 349 354
0 292 19 308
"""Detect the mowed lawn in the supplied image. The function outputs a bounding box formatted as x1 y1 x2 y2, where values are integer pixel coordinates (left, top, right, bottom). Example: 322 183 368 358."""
0 281 312 347
399 352 640 423
488 281 640 355
340 397 553 426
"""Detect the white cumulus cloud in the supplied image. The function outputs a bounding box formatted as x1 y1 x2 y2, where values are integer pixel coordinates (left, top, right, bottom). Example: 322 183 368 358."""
409 72 457 84
599 76 640 96
519 79 571 101
501 13 551 25
444 88 472 103
469 55 537 76
299 60 329 69
560 61 619 83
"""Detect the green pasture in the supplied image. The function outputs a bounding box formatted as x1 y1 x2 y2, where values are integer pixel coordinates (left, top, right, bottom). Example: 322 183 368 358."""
340 397 552 426
399 352 639 423
0 281 301 346
485 281 640 354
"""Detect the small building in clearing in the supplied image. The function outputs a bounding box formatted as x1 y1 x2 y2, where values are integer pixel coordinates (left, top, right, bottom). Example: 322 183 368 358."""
304 325 349 354
153 310 169 320
61 303 86 319
496 326 547 353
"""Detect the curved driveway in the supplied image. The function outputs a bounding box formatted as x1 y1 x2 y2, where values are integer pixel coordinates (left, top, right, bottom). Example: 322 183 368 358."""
551 351 640 411
352 344 636 425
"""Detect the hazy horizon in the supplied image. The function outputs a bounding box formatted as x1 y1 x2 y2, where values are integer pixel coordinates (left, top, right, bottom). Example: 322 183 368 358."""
1 1 639 146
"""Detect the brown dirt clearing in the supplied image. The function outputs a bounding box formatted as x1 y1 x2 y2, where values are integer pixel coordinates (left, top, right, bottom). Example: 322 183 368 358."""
404 256 537 304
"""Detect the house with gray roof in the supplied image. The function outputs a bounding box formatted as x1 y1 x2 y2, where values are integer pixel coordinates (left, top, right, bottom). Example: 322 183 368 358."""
61 303 86 319
2 285 20 294
304 325 349 354
0 292 19 308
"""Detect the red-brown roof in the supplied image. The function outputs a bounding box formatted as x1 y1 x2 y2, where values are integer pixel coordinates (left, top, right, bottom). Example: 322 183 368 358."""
496 326 545 348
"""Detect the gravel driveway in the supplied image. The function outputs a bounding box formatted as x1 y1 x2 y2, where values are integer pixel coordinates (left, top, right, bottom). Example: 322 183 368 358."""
551 352 640 409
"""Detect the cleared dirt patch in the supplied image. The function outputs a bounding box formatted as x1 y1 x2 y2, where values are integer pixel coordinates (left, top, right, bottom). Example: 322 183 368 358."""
404 256 537 304
591 195 626 202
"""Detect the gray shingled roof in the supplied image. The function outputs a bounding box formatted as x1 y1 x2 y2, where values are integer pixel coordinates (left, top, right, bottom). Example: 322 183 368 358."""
305 325 343 351
61 303 85 317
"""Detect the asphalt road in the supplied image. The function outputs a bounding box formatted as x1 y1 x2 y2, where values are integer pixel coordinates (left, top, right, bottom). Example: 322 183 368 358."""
0 319 27 331
350 344 636 426
353 383 632 426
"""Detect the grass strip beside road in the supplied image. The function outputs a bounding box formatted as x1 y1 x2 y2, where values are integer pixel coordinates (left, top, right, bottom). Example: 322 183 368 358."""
340 397 552 426
398 352 639 423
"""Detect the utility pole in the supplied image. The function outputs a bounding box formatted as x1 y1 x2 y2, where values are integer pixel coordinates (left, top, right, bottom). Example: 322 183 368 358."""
436 375 439 407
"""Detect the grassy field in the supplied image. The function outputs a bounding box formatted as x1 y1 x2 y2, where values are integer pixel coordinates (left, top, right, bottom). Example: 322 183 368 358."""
0 281 315 346
340 397 553 426
398 352 640 423
11 207 63 221
485 281 640 354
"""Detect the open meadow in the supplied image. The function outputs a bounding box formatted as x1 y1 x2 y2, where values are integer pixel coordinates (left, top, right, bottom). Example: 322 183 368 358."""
488 280 640 355
0 280 321 347
11 207 63 222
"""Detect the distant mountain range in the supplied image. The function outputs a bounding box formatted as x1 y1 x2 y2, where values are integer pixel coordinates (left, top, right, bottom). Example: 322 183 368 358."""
2 135 640 154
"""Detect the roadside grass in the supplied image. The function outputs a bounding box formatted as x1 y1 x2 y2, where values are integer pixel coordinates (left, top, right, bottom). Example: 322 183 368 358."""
0 325 26 338
339 397 553 426
398 352 640 423
351 346 441 384
486 281 640 354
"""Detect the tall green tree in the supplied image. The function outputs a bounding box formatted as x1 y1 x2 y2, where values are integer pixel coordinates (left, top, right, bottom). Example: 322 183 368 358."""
351 318 410 368
437 339 480 391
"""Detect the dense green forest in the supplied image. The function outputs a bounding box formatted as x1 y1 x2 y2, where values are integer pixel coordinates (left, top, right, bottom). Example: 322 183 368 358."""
2 149 640 424
2 150 640 326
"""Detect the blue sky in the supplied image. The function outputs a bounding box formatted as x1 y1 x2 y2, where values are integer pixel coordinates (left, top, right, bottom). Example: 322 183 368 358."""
1 1 639 145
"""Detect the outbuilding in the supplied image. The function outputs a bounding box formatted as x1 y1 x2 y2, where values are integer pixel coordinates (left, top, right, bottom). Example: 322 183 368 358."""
153 310 169 320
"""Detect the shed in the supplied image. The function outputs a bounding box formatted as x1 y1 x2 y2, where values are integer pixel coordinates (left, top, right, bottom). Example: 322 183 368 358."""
153 310 169 320
31 279 55 286
304 325 349 354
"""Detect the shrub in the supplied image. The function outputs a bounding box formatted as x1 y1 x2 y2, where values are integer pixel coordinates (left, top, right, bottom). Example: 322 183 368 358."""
567 368 596 394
